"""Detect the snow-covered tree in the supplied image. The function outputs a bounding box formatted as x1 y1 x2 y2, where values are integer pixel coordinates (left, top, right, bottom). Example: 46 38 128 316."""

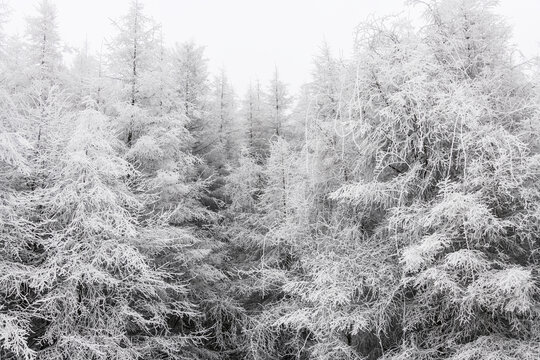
204 69 239 167
217 1 540 359
323 1 540 358
26 0 62 83
69 40 103 109
108 0 158 109
1 1 539 359
171 41 209 143
266 68 292 138
241 80 271 159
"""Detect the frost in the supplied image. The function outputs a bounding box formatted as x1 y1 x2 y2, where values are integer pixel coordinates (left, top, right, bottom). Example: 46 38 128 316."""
0 314 35 360
0 133 31 174
401 233 450 273
468 267 539 315
1 0 539 359
444 249 490 274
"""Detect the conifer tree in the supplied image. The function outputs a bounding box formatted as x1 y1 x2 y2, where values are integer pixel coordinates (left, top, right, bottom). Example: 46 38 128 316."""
267 68 292 139
241 80 270 159
69 40 102 109
206 69 239 167
26 0 62 83
1 1 539 359
171 41 210 151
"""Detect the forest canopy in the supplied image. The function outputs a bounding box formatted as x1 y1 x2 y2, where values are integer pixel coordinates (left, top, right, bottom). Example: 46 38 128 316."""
0 0 539 359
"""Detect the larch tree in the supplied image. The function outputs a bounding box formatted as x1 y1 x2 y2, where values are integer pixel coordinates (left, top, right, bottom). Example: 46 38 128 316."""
171 41 210 152
206 69 239 168
266 67 292 139
1 1 540 359
21 0 69 194
323 1 540 358
22 110 200 359
107 0 158 146
26 0 62 84
301 42 356 218
69 40 102 109
220 1 540 359
241 80 270 159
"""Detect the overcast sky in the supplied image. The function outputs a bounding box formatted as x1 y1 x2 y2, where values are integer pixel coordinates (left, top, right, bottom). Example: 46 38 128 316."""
4 0 540 95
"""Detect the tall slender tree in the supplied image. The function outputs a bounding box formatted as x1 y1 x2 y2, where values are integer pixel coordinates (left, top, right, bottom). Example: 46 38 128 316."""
267 67 292 138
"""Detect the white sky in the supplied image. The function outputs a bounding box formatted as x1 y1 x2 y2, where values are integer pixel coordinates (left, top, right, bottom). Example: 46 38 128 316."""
5 0 540 95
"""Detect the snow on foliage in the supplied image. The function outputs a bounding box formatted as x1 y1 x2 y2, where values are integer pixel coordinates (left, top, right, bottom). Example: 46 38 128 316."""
1 0 539 359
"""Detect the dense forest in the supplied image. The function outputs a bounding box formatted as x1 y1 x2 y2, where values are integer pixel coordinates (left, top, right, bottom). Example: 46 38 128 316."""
0 0 539 359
